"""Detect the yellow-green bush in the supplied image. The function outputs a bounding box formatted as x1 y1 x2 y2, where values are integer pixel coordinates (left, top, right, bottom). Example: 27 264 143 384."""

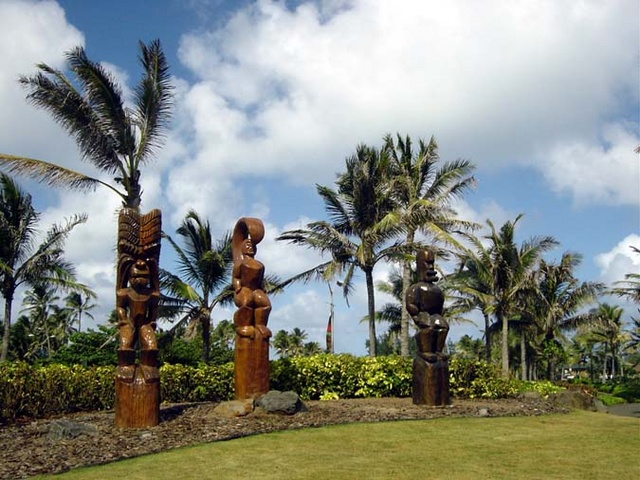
0 362 115 421
271 354 412 400
449 358 520 399
160 363 234 403
1 356 521 422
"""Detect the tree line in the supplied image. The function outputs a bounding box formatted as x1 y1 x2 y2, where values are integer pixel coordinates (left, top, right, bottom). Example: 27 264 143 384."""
0 40 637 382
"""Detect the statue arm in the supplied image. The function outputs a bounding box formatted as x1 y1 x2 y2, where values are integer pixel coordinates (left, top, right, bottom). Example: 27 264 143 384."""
232 263 242 293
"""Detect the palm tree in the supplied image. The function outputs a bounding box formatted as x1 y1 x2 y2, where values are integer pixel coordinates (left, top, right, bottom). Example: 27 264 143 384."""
22 284 61 358
609 246 640 304
447 232 496 362
485 215 558 377
624 310 640 368
588 303 627 380
64 292 97 333
525 253 603 379
273 328 310 358
383 133 476 356
160 210 233 362
453 334 485 361
0 40 173 209
278 144 404 356
0 174 87 361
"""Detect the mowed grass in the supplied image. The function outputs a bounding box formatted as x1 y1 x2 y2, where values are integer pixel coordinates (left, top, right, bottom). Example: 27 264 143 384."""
39 410 639 480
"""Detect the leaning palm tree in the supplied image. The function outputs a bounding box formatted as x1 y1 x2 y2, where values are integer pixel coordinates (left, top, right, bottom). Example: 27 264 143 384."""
160 210 233 363
0 40 173 209
278 144 405 356
383 133 476 356
0 174 88 361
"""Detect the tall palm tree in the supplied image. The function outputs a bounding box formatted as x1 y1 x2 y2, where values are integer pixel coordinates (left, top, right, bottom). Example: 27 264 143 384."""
0 40 173 209
383 133 476 356
624 310 640 367
278 144 404 356
0 174 87 361
524 253 603 379
160 210 233 363
588 303 627 380
485 215 558 377
22 284 61 358
64 292 97 333
447 231 496 362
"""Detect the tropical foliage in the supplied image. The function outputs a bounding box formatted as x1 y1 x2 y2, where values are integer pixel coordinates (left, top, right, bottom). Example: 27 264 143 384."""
160 210 233 362
0 174 88 361
273 328 323 358
0 40 173 208
383 133 476 356
278 144 405 356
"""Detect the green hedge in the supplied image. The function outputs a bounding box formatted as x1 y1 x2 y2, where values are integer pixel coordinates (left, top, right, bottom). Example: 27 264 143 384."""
160 363 234 403
271 354 412 399
1 356 523 422
0 362 115 421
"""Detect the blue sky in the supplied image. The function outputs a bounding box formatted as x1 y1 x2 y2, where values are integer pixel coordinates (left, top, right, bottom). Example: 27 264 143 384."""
0 0 638 355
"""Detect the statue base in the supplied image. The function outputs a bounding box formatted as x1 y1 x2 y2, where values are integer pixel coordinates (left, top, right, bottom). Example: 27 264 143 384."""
234 330 270 399
115 366 160 428
412 355 450 406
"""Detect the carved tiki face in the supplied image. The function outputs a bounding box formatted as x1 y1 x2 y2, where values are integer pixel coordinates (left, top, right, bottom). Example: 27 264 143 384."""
129 259 151 290
241 238 256 256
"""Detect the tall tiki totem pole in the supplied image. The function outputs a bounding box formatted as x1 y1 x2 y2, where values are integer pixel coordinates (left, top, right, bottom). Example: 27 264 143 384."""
115 208 162 427
405 249 450 406
231 217 272 399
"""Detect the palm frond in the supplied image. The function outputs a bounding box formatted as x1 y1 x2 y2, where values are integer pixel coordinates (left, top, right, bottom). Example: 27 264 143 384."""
0 154 123 198
134 39 173 163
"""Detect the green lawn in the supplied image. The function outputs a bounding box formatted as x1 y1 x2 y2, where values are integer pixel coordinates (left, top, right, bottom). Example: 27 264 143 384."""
39 411 639 480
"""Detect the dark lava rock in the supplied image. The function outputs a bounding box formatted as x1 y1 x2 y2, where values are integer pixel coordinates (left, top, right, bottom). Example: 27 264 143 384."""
256 390 306 415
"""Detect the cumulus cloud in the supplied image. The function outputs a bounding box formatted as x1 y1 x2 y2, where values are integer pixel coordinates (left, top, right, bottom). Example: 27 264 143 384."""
171 0 638 216
541 123 639 206
0 0 84 165
595 234 640 286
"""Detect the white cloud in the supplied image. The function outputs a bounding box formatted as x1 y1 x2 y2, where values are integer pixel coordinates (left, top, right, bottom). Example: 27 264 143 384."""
174 0 638 201
0 0 84 165
541 123 640 206
595 234 640 286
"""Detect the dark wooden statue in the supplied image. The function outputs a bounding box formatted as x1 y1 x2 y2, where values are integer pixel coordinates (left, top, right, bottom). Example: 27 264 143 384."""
114 208 162 428
405 249 450 406
232 217 272 399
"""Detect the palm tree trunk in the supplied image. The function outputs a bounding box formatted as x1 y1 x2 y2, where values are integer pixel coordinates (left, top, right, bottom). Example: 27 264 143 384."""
365 268 377 357
520 330 527 381
201 315 211 363
610 344 616 380
501 313 509 377
0 298 12 363
483 312 491 361
400 231 415 357
1 296 13 362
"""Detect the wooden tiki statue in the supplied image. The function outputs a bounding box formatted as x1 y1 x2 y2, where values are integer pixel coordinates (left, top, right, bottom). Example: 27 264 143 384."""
115 207 162 428
232 217 272 399
405 249 450 406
